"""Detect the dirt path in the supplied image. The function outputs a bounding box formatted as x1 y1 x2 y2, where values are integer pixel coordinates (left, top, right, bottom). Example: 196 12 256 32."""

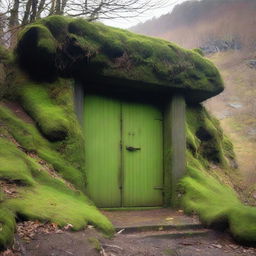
3 227 255 256
108 230 256 256
2 209 256 256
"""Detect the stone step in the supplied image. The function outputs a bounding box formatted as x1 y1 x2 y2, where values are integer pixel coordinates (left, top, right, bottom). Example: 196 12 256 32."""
115 223 204 234
122 228 212 239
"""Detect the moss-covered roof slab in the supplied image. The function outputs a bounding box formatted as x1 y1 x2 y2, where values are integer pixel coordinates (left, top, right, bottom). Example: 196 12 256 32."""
16 16 224 103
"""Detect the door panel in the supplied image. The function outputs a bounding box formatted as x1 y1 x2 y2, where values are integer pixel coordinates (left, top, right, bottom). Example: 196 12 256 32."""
84 94 121 207
122 102 163 207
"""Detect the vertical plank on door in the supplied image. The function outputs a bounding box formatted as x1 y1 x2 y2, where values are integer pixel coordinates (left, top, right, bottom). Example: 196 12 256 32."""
84 94 121 207
122 102 163 207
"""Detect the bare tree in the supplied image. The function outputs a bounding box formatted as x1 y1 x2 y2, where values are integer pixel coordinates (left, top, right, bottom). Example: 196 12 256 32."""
65 0 171 21
0 0 174 47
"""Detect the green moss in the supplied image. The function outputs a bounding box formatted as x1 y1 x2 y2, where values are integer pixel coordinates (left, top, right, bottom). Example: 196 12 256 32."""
16 24 57 82
68 18 101 39
223 135 235 159
229 206 256 243
0 105 85 191
186 124 200 157
0 189 3 202
182 166 240 224
0 138 35 185
186 151 206 171
181 166 256 243
48 80 85 172
16 16 224 102
5 185 114 234
18 24 57 54
0 73 86 187
126 39 153 58
0 208 16 250
41 16 70 40
68 33 98 54
193 48 204 56
186 104 231 168
17 79 86 177
18 82 69 141
0 148 114 248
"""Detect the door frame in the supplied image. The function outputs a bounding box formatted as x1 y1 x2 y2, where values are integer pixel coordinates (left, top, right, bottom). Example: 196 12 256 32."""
75 84 186 207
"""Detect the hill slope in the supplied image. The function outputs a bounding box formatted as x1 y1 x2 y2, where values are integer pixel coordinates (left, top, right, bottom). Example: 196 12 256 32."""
131 0 256 50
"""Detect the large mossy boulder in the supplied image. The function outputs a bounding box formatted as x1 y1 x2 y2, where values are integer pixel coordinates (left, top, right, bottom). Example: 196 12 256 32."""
16 16 223 102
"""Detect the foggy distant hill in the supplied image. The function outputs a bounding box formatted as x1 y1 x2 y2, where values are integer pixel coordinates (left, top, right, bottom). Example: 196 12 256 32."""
130 0 256 52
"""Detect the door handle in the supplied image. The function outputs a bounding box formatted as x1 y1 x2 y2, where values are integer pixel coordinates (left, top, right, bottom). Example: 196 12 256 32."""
126 146 141 152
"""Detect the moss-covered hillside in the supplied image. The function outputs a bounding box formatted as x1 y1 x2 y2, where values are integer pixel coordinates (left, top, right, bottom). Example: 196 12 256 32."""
185 104 256 244
0 47 114 250
0 17 255 250
16 16 223 102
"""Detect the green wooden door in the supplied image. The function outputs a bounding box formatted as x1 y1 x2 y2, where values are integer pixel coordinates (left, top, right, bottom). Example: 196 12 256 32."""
122 102 163 206
84 95 121 207
84 94 163 207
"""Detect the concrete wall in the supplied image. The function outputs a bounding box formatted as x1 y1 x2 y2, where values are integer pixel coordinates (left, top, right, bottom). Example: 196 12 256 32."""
164 94 186 206
74 82 84 126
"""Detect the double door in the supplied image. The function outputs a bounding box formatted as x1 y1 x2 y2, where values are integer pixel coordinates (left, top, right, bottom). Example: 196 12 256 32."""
84 93 163 207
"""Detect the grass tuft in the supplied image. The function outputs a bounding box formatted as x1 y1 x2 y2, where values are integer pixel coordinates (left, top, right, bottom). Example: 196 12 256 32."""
18 82 70 141
5 185 114 234
186 104 234 168
0 104 85 191
0 208 16 250
181 166 256 243
0 138 35 185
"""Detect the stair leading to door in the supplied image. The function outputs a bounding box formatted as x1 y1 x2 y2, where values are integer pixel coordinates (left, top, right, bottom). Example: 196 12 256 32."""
102 208 212 239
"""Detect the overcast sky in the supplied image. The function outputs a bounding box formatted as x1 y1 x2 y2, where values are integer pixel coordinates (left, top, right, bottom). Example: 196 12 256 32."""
102 0 188 29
